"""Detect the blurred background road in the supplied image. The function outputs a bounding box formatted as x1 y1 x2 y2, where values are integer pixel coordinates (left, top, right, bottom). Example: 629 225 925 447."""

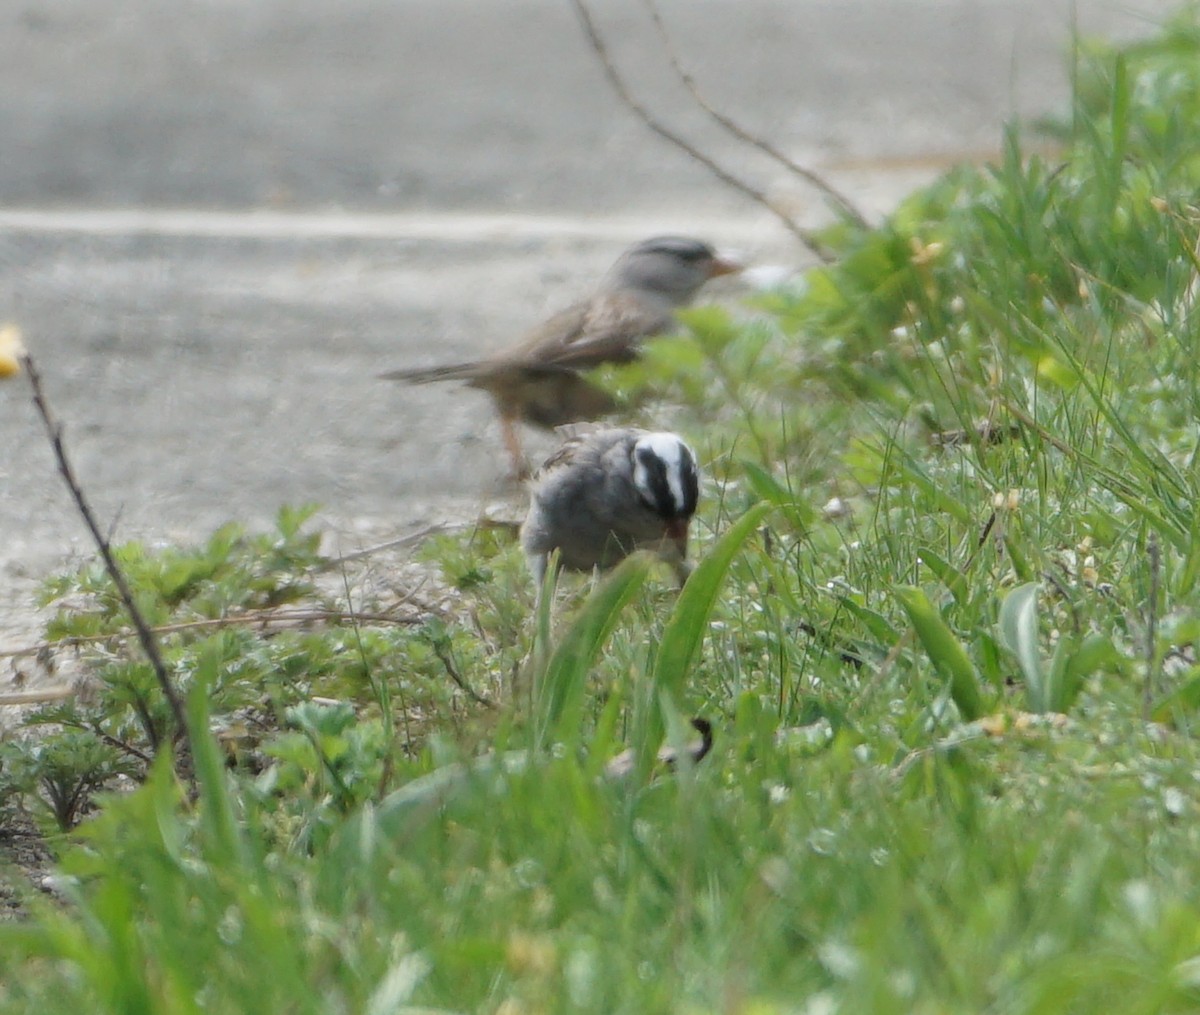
0 0 1165 600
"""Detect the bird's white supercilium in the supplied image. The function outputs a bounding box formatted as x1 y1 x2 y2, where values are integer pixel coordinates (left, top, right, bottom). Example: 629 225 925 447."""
632 431 697 520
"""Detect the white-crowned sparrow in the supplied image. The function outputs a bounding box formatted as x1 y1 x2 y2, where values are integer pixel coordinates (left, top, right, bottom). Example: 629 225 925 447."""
381 236 739 474
520 426 700 589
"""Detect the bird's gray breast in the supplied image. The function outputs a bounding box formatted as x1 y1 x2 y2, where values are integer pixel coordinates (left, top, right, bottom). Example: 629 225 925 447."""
523 434 666 571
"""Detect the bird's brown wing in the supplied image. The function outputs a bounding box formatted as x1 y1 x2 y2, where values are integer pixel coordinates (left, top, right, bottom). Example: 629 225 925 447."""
381 291 672 389
481 367 619 430
530 425 628 482
517 371 619 429
499 290 674 372
532 429 590 478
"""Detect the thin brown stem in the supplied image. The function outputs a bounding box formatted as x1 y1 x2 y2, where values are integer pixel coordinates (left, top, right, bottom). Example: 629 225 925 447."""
642 0 869 229
21 353 190 755
90 724 155 766
567 0 834 262
431 641 496 709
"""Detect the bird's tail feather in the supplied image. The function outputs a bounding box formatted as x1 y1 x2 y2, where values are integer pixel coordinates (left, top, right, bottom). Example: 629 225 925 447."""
378 361 483 385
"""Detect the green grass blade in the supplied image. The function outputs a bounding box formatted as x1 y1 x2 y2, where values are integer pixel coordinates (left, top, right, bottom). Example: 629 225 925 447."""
839 597 900 642
635 503 769 773
1109 53 1130 194
917 545 969 607
891 457 974 525
895 586 987 720
652 503 770 699
740 461 813 529
186 681 244 866
535 555 650 749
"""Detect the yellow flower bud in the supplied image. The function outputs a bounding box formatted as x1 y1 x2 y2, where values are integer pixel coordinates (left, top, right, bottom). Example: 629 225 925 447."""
0 324 26 379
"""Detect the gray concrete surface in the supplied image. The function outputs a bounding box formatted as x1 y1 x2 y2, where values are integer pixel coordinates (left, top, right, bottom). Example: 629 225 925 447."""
0 0 1169 637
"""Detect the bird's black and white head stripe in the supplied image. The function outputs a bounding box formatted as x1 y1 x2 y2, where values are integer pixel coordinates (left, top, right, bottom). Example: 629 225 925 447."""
631 432 699 520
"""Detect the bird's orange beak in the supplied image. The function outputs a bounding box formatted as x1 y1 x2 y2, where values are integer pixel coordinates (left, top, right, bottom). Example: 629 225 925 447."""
706 252 743 278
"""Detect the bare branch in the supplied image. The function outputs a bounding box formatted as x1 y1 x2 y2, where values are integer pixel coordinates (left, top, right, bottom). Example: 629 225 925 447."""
642 0 869 230
568 0 835 262
20 352 190 755
85 722 155 766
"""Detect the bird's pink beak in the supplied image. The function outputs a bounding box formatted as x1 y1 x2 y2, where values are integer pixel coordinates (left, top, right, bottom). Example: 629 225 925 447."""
706 251 743 278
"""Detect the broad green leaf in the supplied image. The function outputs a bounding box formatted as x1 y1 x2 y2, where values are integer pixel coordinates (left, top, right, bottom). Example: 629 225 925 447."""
652 503 771 699
676 305 740 355
1153 667 1200 726
839 598 900 643
998 582 1045 710
1048 631 1116 714
917 546 969 607
375 751 532 831
741 461 812 529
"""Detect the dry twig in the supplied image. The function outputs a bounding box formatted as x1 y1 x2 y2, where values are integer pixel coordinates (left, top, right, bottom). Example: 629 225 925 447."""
430 641 496 709
0 686 75 706
568 0 834 262
21 353 190 756
642 0 869 229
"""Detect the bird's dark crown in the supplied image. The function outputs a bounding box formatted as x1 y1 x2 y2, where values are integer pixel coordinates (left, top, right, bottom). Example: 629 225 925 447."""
632 236 716 263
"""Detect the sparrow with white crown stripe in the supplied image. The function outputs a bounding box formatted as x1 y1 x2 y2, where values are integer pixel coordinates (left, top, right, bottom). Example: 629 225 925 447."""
521 426 700 590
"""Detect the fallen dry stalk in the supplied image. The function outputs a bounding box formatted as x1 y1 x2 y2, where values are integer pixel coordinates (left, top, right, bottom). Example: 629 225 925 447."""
0 685 76 707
